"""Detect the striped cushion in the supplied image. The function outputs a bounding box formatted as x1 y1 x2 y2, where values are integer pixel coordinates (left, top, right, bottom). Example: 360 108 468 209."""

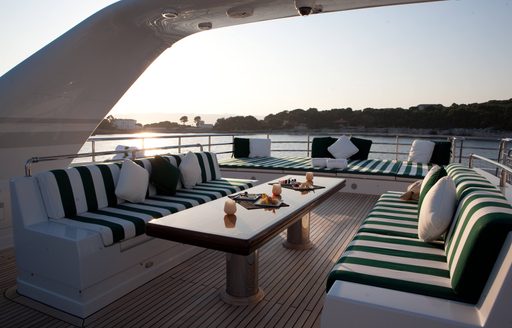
50 178 254 246
219 156 402 176
396 161 433 179
326 232 466 302
446 164 496 199
344 159 401 176
444 187 512 303
36 164 121 219
133 158 158 197
195 152 222 182
358 191 419 239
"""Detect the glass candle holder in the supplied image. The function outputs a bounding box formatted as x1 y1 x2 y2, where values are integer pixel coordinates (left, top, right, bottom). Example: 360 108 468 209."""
306 172 314 182
224 199 237 215
272 183 282 196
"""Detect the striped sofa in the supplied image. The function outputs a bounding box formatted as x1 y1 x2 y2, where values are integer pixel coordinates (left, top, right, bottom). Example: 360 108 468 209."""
10 152 255 317
322 163 512 328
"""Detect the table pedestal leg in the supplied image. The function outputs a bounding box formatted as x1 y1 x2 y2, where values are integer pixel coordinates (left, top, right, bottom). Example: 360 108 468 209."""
220 250 264 305
283 213 313 250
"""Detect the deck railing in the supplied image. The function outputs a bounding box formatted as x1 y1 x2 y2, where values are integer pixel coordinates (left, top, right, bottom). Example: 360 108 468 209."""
25 144 203 177
469 153 512 187
82 133 510 167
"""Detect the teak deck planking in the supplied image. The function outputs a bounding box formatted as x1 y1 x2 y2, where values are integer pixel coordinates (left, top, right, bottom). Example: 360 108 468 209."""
0 192 378 328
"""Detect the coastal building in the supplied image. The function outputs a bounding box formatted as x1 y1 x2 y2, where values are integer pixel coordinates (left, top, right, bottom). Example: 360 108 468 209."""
112 118 139 130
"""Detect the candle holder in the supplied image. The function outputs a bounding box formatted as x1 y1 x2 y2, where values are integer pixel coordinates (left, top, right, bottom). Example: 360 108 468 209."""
272 183 282 196
224 199 237 215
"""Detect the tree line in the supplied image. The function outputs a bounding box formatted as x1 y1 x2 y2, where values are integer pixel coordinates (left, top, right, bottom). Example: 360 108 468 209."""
213 99 512 132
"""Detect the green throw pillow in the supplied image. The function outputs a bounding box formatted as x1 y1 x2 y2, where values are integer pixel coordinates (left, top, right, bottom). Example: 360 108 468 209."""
430 141 452 165
149 156 180 195
233 138 250 158
418 166 447 213
311 137 336 158
349 137 373 160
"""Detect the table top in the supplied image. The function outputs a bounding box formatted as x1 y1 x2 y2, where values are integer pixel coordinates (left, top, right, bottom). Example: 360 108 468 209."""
146 175 346 255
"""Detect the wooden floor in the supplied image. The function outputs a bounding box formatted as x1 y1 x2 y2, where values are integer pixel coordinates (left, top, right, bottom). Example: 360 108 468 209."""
0 192 378 328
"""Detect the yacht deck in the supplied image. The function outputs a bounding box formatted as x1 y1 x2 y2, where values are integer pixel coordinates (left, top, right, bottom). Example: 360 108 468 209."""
0 192 378 328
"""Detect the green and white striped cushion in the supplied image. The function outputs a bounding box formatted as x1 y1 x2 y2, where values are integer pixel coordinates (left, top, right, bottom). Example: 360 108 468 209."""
358 191 419 239
396 161 433 178
36 164 121 219
444 187 512 303
446 165 497 199
326 232 465 302
195 152 222 182
51 178 254 246
344 159 401 176
219 156 402 176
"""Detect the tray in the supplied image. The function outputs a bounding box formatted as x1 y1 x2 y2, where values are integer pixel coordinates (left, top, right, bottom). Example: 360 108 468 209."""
254 198 283 208
231 193 261 201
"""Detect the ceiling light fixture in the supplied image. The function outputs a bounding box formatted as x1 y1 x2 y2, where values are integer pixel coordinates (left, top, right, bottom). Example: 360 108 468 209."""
161 8 178 19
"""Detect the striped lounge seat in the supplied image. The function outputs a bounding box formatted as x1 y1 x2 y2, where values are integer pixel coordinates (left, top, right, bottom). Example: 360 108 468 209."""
219 156 406 177
327 166 512 304
395 161 433 179
36 152 254 246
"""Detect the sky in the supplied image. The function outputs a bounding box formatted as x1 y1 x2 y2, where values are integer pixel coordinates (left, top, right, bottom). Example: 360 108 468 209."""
1 0 511 124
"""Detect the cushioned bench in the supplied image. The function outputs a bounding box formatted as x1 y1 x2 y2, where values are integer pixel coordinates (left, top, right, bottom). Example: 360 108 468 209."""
219 156 432 179
322 164 512 327
10 151 255 317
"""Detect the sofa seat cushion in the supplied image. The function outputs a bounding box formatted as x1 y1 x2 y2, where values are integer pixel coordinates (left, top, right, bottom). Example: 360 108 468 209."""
396 161 433 179
50 178 254 246
344 159 402 176
326 232 469 302
219 156 403 177
358 191 419 239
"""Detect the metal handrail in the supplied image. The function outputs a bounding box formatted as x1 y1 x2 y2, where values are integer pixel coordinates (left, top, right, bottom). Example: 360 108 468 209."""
84 133 509 167
25 143 203 177
469 153 512 187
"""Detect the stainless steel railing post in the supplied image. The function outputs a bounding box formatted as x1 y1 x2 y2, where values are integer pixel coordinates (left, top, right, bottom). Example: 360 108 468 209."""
208 135 212 152
395 136 399 160
458 138 464 163
307 135 310 157
91 140 96 163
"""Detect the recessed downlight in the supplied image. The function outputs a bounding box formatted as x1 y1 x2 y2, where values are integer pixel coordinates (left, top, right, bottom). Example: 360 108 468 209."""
198 22 212 30
161 8 178 19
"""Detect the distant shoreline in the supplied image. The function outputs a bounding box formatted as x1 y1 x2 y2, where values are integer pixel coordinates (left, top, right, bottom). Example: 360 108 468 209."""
92 127 511 138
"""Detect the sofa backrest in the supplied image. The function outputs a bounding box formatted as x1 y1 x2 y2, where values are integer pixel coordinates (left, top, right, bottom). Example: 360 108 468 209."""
36 163 121 219
35 151 223 219
445 165 512 303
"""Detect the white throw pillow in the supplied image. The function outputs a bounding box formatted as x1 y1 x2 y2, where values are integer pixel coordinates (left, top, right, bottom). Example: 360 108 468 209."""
115 159 149 203
249 138 271 157
407 139 435 163
326 158 348 169
327 135 359 159
418 176 457 242
311 158 328 168
180 151 202 189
